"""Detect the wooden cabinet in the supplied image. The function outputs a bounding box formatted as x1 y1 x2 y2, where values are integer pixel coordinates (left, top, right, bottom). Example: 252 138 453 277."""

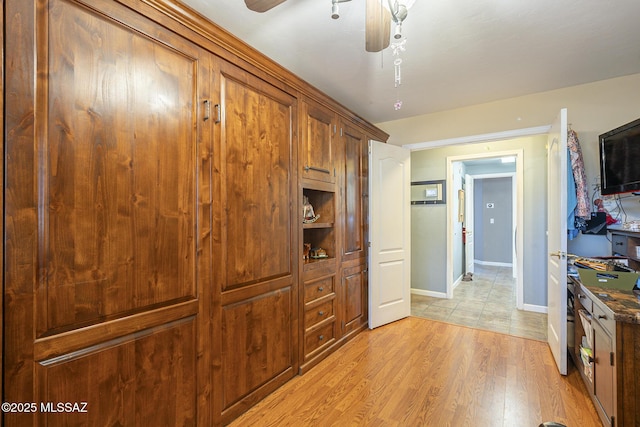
3 0 388 425
300 183 338 370
298 119 372 372
610 228 640 270
573 282 640 427
341 265 367 334
338 122 370 336
593 317 615 423
574 285 616 427
4 0 214 424
301 265 338 364
215 60 298 424
301 99 337 184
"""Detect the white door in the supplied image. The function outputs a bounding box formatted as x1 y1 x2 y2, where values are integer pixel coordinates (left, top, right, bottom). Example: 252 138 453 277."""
464 174 475 275
547 108 568 375
368 140 411 329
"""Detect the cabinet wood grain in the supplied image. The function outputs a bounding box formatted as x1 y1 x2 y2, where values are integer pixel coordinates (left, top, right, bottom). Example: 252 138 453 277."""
3 0 387 425
215 60 298 424
4 0 213 424
301 99 336 184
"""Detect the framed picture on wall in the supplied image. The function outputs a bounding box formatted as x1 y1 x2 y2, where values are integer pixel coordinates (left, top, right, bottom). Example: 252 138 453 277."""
411 180 446 205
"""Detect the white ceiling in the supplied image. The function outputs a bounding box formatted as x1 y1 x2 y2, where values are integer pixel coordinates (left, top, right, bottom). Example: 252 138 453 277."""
179 0 640 124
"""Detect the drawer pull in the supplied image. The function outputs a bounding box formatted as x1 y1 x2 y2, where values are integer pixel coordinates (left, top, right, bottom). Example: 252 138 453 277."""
598 314 607 320
318 286 324 292
318 311 325 316
318 335 325 341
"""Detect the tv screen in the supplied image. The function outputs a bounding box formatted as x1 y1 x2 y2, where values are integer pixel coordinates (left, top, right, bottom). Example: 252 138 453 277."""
599 117 640 195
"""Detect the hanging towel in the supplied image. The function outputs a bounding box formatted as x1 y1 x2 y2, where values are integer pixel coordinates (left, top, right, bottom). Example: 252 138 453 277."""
567 129 590 218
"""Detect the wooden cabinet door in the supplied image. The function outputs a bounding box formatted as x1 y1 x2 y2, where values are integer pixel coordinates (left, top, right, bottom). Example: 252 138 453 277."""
215 60 298 424
301 100 336 184
593 321 615 425
340 122 368 263
342 265 367 335
4 0 213 424
338 122 369 334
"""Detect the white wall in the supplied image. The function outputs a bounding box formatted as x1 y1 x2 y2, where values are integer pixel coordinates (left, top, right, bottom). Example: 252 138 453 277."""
382 73 640 307
377 73 640 147
378 73 640 231
476 177 513 264
410 135 547 306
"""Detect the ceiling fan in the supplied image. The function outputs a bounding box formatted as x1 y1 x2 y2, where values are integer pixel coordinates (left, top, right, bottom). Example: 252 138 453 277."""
244 0 413 53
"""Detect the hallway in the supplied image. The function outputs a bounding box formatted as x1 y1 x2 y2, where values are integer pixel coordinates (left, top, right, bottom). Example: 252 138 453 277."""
411 264 547 341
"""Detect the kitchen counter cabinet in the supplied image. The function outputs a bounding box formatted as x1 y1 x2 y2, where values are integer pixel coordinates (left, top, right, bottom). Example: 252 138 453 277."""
571 277 640 427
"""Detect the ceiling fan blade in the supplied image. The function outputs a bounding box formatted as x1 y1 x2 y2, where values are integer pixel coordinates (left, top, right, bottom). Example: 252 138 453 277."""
245 0 287 13
365 0 391 52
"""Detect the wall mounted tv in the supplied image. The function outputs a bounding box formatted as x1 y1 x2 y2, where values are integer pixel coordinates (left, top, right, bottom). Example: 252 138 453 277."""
599 117 640 195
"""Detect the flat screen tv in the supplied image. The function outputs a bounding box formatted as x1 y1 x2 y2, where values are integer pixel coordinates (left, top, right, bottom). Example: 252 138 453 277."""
599 117 640 195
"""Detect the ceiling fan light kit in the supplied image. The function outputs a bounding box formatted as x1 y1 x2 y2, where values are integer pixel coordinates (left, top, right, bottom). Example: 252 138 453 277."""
331 0 353 20
385 0 414 39
244 0 416 111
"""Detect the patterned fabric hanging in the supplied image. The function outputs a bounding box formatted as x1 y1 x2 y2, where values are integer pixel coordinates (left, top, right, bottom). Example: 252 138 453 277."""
567 129 590 218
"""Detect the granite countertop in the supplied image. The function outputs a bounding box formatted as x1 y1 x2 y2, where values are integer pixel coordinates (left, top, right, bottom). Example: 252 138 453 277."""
574 278 640 324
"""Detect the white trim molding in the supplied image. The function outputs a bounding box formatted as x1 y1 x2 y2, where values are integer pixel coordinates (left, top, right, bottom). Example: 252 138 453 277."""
475 260 513 267
411 288 447 299
523 303 548 314
402 125 551 151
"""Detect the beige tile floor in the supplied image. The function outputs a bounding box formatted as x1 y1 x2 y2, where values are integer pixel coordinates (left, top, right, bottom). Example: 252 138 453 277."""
411 264 548 341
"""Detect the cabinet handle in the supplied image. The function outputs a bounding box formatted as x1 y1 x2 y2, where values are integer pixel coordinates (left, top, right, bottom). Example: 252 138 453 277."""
214 104 221 124
318 286 324 292
203 100 211 121
304 165 331 174
598 314 607 320
318 311 325 316
318 335 325 341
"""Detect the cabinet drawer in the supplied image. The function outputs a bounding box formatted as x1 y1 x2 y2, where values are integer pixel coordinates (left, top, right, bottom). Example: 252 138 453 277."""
577 289 593 313
305 322 335 355
611 234 628 256
305 299 334 328
304 276 334 303
592 302 615 337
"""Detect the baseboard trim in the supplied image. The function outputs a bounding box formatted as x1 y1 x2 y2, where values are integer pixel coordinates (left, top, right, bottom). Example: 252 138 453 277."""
523 303 548 314
411 288 447 299
452 275 462 292
475 260 513 267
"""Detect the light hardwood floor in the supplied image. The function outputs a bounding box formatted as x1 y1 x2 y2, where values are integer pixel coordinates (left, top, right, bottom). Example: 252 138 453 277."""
229 317 600 427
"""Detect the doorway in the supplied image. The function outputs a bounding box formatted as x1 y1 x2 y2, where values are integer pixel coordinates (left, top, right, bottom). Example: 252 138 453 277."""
465 172 516 278
446 150 524 309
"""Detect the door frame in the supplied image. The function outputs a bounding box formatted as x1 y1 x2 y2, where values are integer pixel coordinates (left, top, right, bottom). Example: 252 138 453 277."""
445 150 524 309
464 173 475 276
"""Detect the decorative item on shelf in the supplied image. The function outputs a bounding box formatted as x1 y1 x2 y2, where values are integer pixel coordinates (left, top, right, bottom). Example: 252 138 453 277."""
303 195 320 223
303 243 311 261
310 247 328 259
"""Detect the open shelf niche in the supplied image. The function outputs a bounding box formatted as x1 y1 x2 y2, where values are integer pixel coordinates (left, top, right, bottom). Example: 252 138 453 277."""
302 187 336 265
